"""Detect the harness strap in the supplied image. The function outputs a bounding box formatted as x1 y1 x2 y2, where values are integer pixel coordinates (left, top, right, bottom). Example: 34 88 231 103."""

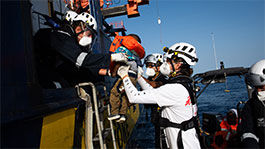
177 130 184 149
160 117 195 149
160 117 195 131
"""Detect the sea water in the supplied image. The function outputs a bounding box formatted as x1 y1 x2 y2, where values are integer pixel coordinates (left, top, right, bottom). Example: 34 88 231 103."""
127 76 249 148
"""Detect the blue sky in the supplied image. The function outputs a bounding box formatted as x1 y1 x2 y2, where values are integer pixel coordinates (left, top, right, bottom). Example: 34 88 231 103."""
107 0 264 73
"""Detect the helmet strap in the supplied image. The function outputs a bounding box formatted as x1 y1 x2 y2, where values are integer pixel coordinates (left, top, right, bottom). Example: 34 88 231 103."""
169 59 184 77
169 59 176 77
169 59 175 72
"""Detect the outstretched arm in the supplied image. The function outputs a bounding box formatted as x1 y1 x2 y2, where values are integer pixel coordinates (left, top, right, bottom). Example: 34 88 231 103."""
137 76 153 90
137 67 163 89
118 66 157 104
50 31 127 70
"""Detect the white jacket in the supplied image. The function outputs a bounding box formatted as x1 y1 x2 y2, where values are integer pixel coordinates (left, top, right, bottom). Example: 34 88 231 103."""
122 76 201 149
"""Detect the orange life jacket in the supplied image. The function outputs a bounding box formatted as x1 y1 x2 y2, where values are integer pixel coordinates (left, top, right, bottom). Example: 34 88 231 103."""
211 117 239 149
64 0 104 11
109 35 145 59
220 118 238 132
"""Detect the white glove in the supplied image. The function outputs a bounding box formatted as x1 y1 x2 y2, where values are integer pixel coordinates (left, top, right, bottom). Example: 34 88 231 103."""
117 65 130 79
137 66 144 79
111 53 128 63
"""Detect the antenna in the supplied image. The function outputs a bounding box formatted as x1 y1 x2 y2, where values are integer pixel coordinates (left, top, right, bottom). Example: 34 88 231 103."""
211 32 218 70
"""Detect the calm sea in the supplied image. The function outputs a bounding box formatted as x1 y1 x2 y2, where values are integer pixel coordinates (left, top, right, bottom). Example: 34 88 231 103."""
126 76 249 149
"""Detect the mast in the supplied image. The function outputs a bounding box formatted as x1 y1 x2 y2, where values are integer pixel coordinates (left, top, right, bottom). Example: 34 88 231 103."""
211 32 218 70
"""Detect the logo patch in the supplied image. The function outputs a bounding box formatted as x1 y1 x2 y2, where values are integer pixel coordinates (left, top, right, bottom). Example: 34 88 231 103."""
185 96 191 106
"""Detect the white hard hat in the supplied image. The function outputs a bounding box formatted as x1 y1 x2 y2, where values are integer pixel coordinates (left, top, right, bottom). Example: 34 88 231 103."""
168 42 198 66
152 53 164 63
144 54 156 64
144 53 164 65
64 11 78 24
73 12 97 32
247 59 265 87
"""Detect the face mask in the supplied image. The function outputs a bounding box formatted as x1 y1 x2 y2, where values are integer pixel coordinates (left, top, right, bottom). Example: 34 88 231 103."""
79 36 92 47
160 62 171 76
145 68 156 77
257 91 265 101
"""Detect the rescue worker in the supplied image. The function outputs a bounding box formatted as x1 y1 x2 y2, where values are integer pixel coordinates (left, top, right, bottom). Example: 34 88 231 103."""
212 109 239 149
117 42 201 149
144 54 163 80
239 59 265 148
142 53 165 148
34 11 127 88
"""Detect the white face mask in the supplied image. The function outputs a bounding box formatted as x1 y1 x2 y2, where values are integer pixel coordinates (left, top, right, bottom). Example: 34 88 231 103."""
160 62 171 76
79 36 92 47
145 68 156 77
257 91 265 101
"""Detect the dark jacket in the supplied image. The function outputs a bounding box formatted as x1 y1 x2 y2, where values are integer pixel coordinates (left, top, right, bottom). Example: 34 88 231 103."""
239 91 265 148
34 24 111 88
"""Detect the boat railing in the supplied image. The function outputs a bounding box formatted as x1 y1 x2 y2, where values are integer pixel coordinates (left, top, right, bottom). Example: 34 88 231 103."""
75 82 117 149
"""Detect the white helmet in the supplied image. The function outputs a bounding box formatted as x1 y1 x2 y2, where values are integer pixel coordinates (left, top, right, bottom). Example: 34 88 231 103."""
152 53 164 64
64 11 78 24
73 12 97 32
144 54 156 64
167 42 198 66
247 59 265 87
144 53 164 65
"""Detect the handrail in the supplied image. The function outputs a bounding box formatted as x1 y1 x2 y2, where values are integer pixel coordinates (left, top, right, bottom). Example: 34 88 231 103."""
76 82 118 149
102 84 117 149
76 82 104 149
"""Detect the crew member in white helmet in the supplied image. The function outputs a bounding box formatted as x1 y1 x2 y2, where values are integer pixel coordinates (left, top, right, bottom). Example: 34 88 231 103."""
143 53 166 148
117 42 201 149
239 59 265 148
34 11 127 88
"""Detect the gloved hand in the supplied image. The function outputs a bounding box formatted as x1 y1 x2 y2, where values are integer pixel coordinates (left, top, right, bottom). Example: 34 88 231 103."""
137 66 144 79
117 65 130 79
111 53 128 63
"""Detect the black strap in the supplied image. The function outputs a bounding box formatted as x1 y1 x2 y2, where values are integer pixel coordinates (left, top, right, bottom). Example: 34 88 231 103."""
169 60 175 72
160 117 195 131
160 117 195 149
177 130 184 149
